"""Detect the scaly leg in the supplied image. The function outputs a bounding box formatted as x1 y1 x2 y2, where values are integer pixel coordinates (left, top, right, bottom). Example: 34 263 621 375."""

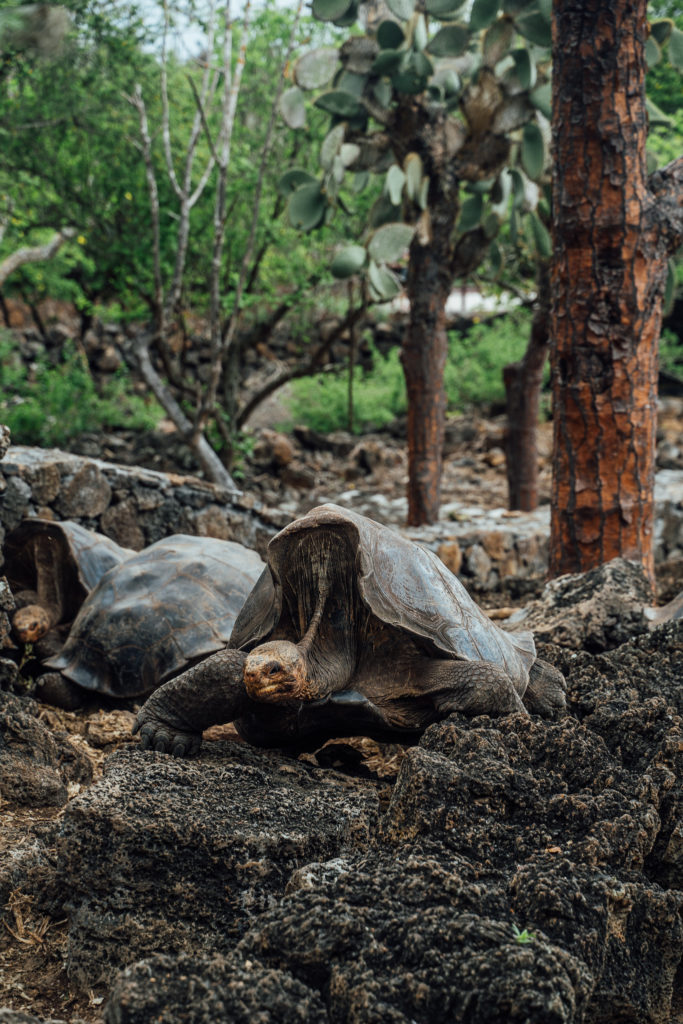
133 648 248 757
428 659 528 718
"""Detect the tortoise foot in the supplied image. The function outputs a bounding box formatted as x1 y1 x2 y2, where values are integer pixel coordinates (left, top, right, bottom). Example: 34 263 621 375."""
133 703 202 757
523 659 567 716
36 672 85 710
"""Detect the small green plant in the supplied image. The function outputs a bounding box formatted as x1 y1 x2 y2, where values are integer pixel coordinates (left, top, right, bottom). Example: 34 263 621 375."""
660 327 683 378
15 641 34 693
512 924 535 945
287 309 537 433
0 336 162 447
287 343 407 435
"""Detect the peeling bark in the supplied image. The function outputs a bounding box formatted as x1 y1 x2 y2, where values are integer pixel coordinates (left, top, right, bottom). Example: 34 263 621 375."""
549 0 683 587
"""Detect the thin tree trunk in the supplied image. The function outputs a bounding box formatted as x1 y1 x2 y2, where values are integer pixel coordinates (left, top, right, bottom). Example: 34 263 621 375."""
402 214 452 525
504 261 550 511
347 280 356 434
549 0 683 587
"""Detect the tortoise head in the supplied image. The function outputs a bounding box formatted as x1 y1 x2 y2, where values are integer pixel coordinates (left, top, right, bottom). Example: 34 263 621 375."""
12 604 53 644
243 640 321 703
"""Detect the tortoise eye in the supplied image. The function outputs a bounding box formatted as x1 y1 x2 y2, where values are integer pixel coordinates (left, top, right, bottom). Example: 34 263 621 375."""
264 661 281 676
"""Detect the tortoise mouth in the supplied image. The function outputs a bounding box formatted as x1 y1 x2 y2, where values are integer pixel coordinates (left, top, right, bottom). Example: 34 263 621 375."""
244 671 307 703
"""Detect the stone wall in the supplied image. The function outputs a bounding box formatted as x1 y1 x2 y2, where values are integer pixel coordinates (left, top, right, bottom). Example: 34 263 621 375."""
2 444 682 593
0 446 290 561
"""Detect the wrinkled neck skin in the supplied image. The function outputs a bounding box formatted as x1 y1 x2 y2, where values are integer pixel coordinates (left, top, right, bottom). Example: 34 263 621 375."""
281 527 362 699
33 534 64 623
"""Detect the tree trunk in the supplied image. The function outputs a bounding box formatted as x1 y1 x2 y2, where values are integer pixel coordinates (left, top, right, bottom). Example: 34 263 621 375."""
504 262 550 511
402 215 452 526
549 0 683 588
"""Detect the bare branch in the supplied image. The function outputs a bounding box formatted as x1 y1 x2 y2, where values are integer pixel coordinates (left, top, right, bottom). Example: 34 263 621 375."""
127 86 165 332
166 0 224 314
236 302 368 429
186 73 220 165
128 332 240 494
160 0 182 198
0 228 76 288
198 0 303 439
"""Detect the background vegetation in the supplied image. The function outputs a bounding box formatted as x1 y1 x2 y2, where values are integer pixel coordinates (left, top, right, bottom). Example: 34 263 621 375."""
0 0 681 450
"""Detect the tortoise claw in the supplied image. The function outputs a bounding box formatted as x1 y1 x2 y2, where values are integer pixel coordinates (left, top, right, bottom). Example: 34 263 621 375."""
134 712 201 758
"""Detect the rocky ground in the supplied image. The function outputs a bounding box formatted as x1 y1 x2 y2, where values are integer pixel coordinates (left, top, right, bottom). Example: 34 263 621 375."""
1 540 682 1023
1 311 683 1022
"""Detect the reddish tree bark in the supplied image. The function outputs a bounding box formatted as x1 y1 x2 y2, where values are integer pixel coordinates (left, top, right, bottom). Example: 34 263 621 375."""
504 261 550 511
549 0 683 587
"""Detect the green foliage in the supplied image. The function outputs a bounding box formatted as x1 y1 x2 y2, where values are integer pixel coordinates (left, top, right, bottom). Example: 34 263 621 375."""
283 0 555 305
288 310 534 432
444 309 534 408
660 327 683 377
0 336 161 446
287 343 407 434
512 924 535 945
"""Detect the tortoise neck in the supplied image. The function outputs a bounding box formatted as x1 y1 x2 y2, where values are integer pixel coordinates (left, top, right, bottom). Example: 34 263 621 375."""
298 576 330 656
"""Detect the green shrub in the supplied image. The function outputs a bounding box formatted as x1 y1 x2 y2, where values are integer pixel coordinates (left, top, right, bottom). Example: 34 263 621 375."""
445 309 533 408
0 336 162 447
287 309 535 433
286 343 407 434
660 327 683 377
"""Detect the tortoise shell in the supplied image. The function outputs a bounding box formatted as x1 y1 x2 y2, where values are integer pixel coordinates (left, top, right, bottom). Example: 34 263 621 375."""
5 518 133 624
230 503 536 690
46 534 264 697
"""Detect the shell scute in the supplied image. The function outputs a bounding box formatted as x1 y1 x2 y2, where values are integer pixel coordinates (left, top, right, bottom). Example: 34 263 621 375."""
47 534 264 697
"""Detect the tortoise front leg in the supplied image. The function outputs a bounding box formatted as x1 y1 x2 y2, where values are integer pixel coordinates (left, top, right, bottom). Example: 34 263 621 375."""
429 659 528 718
133 648 248 757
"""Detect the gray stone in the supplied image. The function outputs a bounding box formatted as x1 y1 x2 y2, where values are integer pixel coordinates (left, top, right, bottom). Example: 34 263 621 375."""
464 542 492 585
56 463 111 519
0 691 93 807
0 425 10 462
0 477 32 531
100 500 145 550
192 504 232 539
23 463 61 505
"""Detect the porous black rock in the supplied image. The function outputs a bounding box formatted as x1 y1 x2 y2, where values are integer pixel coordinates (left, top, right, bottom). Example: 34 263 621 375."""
0 690 92 807
507 557 655 651
105 953 328 1024
56 741 379 987
15 603 683 1024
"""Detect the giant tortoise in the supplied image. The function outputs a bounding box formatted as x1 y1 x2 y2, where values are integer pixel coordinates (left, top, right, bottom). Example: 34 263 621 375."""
5 518 132 646
5 523 264 708
134 504 566 756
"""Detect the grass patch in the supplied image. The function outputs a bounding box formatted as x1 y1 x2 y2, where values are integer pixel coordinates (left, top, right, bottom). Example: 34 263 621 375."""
0 335 162 447
287 309 534 433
